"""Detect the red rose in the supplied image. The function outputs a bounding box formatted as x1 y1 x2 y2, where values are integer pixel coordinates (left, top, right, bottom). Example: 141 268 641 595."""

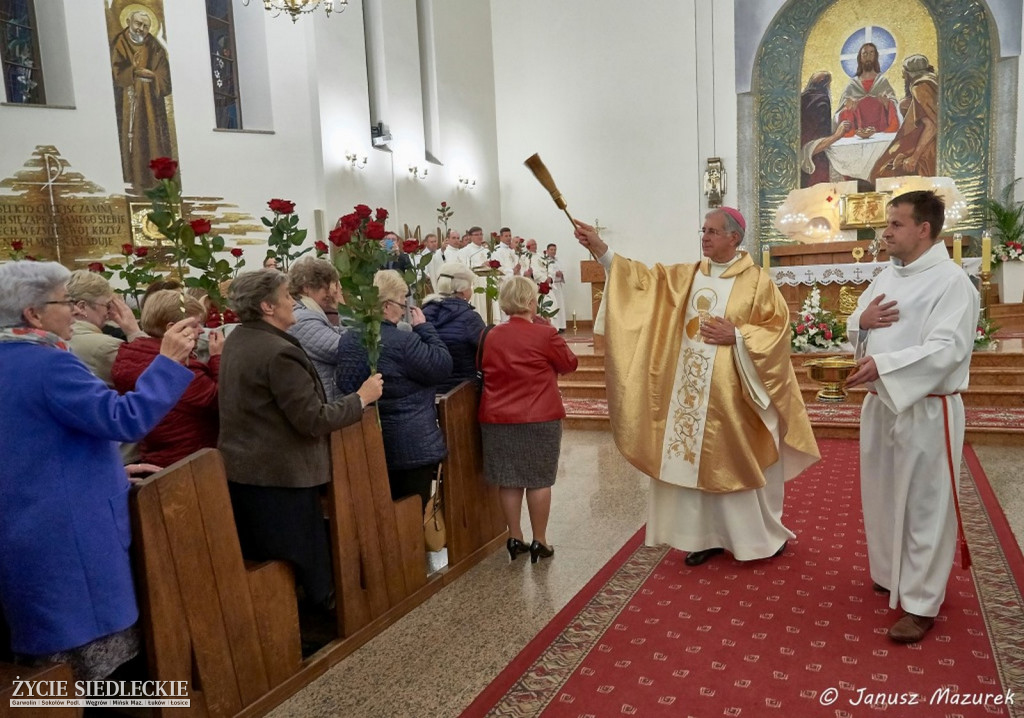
121 243 134 256
487 259 501 269
223 308 239 324
796 324 806 333
491 232 498 239
538 280 552 295
338 213 360 231
329 227 351 246
375 207 389 222
818 322 827 330
365 221 386 240
402 239 420 254
88 261 105 272
268 199 295 215
230 247 244 258
354 204 373 219
315 240 329 254
149 157 178 180
190 219 212 236
135 246 149 258
824 330 833 340
440 201 447 208
11 240 23 251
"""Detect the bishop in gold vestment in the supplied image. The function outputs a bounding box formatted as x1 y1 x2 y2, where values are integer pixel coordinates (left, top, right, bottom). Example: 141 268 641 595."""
576 209 818 565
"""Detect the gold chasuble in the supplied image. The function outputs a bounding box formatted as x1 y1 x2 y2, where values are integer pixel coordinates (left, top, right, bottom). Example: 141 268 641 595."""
601 251 818 492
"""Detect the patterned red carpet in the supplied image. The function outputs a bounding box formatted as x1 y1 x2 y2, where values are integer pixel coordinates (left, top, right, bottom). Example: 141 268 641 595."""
561 397 1024 430
462 440 1024 718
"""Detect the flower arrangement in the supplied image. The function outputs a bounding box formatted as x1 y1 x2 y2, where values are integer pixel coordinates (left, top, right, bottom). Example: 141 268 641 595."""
790 285 846 352
975 316 999 351
263 198 311 271
97 243 161 313
330 204 390 372
986 179 1024 265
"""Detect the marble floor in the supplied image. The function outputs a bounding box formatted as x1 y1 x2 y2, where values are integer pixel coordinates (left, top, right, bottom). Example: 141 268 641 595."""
269 433 1024 718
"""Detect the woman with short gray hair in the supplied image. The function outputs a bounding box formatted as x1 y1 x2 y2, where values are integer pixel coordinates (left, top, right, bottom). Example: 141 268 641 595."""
422 262 486 392
218 269 383 614
0 260 196 679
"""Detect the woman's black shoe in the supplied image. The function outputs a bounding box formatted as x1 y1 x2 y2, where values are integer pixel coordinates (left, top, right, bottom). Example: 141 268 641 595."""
506 537 529 560
529 540 555 564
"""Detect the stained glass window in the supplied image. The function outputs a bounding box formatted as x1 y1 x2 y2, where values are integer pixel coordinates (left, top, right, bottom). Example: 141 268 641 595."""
206 0 241 129
0 0 45 104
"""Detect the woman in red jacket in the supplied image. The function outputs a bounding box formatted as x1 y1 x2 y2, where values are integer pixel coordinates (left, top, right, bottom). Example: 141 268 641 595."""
478 276 578 563
112 290 222 467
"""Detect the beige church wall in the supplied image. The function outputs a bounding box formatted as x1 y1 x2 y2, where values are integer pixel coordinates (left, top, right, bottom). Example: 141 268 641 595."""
0 0 502 271
490 0 738 320
316 0 501 241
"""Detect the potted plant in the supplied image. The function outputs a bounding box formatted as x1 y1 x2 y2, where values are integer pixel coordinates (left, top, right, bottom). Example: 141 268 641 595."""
987 179 1024 304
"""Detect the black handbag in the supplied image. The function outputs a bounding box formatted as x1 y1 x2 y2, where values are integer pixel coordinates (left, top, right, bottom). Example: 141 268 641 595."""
475 324 495 384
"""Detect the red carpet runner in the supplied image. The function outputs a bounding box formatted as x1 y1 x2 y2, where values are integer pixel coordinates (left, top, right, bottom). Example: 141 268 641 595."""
463 440 1024 718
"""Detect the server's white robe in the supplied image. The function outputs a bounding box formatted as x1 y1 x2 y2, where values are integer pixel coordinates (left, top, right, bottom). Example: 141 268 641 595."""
847 241 978 616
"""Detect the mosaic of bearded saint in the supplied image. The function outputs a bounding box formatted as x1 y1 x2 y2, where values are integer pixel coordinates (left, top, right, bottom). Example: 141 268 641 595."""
110 7 173 193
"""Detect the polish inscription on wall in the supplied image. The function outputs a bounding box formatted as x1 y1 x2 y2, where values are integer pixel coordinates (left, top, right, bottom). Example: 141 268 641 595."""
0 147 130 265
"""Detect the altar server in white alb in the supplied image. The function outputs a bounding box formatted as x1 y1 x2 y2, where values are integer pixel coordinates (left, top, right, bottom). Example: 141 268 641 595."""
534 243 567 332
846 190 979 644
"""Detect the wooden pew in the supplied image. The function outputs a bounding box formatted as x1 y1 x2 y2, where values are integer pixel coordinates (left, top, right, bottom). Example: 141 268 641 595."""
130 450 302 717
437 381 507 565
128 390 505 717
326 407 428 637
0 663 81 718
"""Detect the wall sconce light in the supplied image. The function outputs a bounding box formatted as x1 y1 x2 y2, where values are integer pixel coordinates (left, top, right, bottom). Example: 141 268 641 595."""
457 175 477 190
703 157 726 208
345 152 367 170
408 164 428 180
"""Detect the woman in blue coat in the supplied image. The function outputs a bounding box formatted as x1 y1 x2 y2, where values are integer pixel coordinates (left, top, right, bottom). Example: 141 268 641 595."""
0 261 196 679
422 262 486 393
336 270 452 509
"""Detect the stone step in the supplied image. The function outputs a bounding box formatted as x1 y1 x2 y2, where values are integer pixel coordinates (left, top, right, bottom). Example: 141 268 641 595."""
561 366 605 382
564 414 610 431
560 382 608 399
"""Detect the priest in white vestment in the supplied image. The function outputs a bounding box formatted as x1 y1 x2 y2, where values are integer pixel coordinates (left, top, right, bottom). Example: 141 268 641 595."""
575 208 819 566
846 190 978 644
458 227 490 321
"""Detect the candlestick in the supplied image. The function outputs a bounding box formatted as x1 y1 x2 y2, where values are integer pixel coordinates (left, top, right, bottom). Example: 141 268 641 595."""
762 248 770 271
981 231 992 273
953 233 962 266
572 310 577 335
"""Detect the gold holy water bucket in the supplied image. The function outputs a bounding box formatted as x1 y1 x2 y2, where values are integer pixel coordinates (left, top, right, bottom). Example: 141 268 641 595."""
804 356 858 403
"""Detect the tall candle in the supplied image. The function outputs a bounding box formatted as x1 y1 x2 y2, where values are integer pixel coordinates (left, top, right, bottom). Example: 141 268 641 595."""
762 248 770 271
952 234 962 266
981 232 991 273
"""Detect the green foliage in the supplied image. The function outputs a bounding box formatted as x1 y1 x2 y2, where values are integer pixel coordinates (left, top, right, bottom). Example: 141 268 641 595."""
985 179 1024 265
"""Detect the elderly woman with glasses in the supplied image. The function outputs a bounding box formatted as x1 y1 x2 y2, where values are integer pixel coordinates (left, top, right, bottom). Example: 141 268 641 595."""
65 270 147 387
0 261 197 680
111 290 224 468
336 269 452 510
218 270 383 613
421 262 486 393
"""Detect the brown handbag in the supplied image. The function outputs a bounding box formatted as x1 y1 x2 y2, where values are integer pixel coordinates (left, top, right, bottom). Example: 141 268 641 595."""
423 464 446 551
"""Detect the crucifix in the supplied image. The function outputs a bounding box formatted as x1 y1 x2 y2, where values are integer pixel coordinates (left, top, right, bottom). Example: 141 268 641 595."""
593 219 606 234
804 269 815 284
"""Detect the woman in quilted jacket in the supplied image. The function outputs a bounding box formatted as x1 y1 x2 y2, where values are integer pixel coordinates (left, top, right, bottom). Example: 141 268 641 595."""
422 261 486 393
111 290 222 467
287 257 346 400
335 270 452 509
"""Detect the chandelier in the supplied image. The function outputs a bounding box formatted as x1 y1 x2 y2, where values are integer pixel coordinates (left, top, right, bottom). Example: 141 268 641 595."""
242 0 347 23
